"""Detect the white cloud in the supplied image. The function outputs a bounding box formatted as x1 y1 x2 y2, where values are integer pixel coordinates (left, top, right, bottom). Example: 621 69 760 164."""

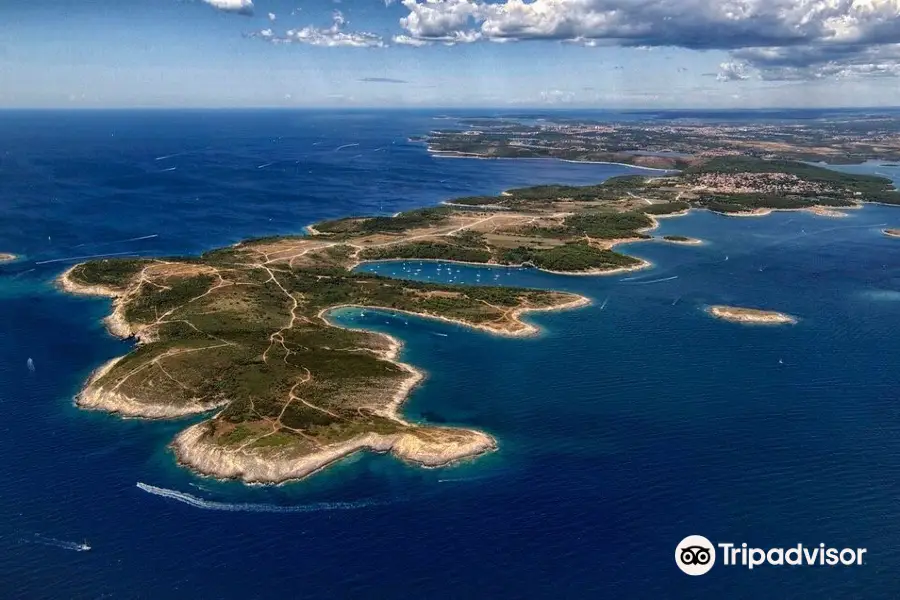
717 61 753 81
393 0 900 79
253 11 385 48
399 0 483 40
201 0 253 15
392 34 431 46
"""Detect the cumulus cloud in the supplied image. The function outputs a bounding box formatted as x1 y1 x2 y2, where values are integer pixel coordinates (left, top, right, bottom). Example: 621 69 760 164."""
201 0 253 15
399 0 483 41
392 34 431 46
732 42 900 79
251 11 386 47
717 61 753 81
394 0 900 79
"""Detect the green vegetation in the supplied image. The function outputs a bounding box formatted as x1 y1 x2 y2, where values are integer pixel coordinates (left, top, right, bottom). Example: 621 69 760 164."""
360 241 491 263
687 157 899 208
663 235 690 242
644 201 690 215
447 195 506 206
71 230 577 462
688 157 882 186
563 212 652 239
69 259 150 290
315 206 453 235
500 241 640 272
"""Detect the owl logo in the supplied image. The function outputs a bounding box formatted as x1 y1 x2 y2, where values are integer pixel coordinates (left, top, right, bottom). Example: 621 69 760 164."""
676 535 716 575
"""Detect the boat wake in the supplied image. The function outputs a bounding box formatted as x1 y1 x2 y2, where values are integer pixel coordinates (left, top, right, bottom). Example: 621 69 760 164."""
35 251 139 265
136 482 381 513
437 475 494 483
625 275 679 285
73 234 158 249
25 534 90 552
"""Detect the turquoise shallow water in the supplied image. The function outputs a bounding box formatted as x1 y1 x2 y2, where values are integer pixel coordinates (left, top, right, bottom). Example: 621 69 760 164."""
1 110 899 598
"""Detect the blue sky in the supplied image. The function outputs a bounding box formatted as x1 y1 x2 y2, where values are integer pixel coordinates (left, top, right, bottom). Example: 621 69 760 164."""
3 0 900 108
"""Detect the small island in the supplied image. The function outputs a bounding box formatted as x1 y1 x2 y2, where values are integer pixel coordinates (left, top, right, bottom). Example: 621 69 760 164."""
706 305 798 325
0 253 17 263
883 228 900 238
61 156 895 483
660 235 703 245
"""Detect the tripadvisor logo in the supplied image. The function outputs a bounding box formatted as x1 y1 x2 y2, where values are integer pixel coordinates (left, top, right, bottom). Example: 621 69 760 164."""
676 535 716 575
675 535 867 575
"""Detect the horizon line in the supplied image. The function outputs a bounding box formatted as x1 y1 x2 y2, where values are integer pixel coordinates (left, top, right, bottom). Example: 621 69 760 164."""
2 105 900 112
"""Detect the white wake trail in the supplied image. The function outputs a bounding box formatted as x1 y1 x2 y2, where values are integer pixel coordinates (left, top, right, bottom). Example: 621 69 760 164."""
625 275 679 285
26 534 90 552
136 482 380 513
35 251 139 265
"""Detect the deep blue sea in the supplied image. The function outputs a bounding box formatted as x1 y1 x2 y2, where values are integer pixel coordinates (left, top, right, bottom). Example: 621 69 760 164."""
1 110 899 599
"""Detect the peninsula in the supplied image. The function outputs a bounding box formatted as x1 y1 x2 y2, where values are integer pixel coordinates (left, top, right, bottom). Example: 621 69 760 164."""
706 305 798 325
61 156 894 483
